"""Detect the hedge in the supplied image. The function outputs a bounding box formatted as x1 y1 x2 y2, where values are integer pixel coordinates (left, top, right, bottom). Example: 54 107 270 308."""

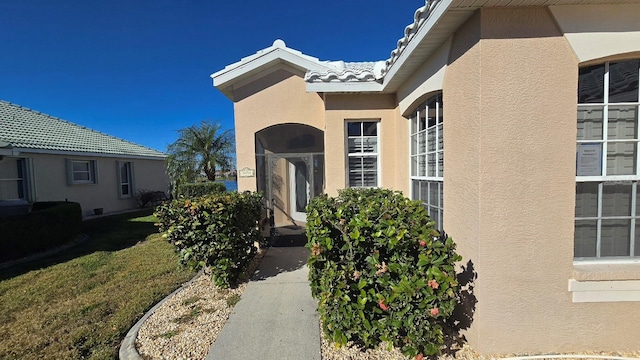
176 182 227 198
0 201 82 262
306 188 462 358
155 191 262 288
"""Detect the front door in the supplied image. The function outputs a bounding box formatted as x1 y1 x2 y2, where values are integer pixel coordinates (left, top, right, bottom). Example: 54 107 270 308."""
289 160 309 222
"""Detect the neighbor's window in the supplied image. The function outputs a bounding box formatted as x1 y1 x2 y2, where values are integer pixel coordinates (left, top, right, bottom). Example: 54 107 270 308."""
118 161 133 197
410 92 443 230
346 121 379 187
0 158 29 200
67 159 98 184
575 59 640 259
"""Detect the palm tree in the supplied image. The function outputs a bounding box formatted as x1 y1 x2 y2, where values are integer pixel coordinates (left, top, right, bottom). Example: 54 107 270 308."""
167 120 234 190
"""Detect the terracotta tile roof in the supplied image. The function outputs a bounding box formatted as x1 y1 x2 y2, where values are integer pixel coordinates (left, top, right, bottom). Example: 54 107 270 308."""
0 100 165 158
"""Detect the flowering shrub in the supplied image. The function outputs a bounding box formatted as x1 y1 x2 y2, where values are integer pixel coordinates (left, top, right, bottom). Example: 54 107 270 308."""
306 188 461 357
155 191 262 288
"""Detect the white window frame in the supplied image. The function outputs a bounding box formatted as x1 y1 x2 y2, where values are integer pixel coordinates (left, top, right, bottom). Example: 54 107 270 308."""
409 92 444 231
575 60 640 260
0 158 31 201
67 159 98 185
118 161 134 198
345 120 380 188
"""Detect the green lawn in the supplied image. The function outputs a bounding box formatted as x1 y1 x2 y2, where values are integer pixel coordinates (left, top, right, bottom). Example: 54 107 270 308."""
0 209 195 359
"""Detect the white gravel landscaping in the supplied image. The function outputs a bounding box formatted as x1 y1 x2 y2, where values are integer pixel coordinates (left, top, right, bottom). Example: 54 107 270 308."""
133 247 640 360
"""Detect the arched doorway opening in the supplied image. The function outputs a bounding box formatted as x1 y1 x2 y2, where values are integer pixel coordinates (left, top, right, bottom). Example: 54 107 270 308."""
255 124 324 225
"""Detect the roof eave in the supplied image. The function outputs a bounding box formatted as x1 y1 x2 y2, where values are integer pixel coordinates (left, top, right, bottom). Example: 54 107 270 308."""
12 147 166 160
381 0 460 92
306 81 384 93
211 42 336 101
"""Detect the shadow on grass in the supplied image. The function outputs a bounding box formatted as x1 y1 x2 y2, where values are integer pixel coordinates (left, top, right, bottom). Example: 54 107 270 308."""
0 208 159 281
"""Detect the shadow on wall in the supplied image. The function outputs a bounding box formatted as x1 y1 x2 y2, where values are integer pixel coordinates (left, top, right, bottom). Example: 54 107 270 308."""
444 259 478 353
271 168 299 228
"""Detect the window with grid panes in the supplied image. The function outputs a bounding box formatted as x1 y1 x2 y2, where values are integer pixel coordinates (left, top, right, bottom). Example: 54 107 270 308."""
347 121 379 187
410 93 443 230
575 59 640 259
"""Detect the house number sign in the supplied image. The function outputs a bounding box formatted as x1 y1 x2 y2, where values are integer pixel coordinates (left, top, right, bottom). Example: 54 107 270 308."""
238 167 256 178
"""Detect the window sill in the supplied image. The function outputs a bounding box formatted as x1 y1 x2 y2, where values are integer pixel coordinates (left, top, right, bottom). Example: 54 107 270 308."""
573 260 640 281
569 261 640 303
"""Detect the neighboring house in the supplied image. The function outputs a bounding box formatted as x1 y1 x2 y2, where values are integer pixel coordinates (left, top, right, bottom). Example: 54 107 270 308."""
211 0 640 355
0 100 168 217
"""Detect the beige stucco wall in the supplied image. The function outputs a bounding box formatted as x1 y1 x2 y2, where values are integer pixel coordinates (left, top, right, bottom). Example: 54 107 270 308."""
226 4 640 353
439 6 640 355
441 10 482 347
234 66 407 199
233 66 326 194
323 94 406 197
25 153 167 217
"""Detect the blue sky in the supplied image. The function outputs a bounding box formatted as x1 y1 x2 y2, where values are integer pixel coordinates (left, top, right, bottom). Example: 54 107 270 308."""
0 0 423 155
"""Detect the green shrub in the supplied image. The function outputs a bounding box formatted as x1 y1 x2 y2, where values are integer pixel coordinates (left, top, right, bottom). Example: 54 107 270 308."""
155 191 262 288
306 188 461 358
0 201 82 262
134 189 168 208
176 182 227 198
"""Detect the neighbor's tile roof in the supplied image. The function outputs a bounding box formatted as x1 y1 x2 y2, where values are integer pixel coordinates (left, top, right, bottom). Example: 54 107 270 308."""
0 100 165 158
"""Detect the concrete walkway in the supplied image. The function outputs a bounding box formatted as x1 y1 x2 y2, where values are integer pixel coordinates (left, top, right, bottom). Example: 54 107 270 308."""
206 246 321 360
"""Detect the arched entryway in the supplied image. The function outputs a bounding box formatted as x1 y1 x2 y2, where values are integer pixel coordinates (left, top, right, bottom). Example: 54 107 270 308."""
255 124 324 225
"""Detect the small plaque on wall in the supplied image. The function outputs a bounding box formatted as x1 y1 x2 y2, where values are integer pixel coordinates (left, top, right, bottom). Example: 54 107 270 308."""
238 167 255 178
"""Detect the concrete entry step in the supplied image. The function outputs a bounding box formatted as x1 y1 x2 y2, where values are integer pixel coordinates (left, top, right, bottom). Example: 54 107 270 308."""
263 225 308 247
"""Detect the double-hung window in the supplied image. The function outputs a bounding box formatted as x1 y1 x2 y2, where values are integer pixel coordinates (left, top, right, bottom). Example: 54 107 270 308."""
73 161 92 182
347 121 379 187
575 59 640 259
118 161 133 198
67 159 98 185
0 158 29 200
410 93 444 230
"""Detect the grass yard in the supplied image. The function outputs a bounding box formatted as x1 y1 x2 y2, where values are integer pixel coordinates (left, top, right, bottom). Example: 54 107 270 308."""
0 209 195 360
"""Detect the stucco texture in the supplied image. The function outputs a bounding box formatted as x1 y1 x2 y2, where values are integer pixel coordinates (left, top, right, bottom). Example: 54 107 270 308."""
235 70 408 199
233 67 326 194
441 6 640 354
324 94 407 196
